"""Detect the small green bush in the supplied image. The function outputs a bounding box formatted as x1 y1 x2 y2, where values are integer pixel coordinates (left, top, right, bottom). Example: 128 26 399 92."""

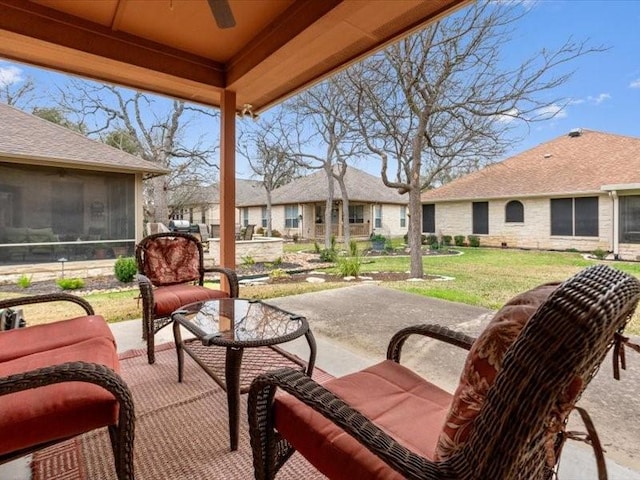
467 235 480 247
430 242 440 251
268 268 289 279
425 234 438 246
454 235 465 246
338 255 362 277
349 239 358 257
17 274 32 288
114 256 137 283
57 277 85 290
313 241 321 253
592 247 608 260
272 256 282 266
319 248 338 262
241 255 255 265
441 235 452 246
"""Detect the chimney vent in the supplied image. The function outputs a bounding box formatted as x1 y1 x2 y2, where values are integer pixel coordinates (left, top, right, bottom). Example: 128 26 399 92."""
568 128 582 137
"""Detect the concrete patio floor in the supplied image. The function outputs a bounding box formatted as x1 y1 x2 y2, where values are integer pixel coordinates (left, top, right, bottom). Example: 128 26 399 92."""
2 284 639 479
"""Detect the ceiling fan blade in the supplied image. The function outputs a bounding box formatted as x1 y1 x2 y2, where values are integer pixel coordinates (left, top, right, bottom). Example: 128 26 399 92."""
207 0 236 29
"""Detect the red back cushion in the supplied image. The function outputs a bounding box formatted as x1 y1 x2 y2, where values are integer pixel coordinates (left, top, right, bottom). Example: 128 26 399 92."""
435 282 582 465
142 236 200 286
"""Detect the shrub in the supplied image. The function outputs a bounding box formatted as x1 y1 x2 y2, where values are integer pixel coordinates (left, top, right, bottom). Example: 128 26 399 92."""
430 242 440 251
338 255 362 277
256 226 264 234
272 256 282 266
292 233 299 243
241 255 255 265
17 274 32 289
57 277 85 290
268 268 289 279
319 248 338 262
271 229 282 237
425 234 438 246
454 235 465 247
467 235 480 247
114 256 137 283
441 235 452 246
313 241 321 253
349 239 358 257
592 247 608 260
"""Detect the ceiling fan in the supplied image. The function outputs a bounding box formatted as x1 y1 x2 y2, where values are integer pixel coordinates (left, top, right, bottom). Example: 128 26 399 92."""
207 0 236 29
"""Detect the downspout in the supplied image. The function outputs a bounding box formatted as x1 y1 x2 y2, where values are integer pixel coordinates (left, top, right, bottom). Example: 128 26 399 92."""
610 190 619 259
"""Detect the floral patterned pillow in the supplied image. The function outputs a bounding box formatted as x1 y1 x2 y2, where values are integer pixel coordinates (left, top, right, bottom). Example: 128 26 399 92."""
434 282 579 464
143 236 200 286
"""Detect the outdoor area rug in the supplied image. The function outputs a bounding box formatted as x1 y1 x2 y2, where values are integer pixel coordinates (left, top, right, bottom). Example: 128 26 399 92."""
31 342 330 480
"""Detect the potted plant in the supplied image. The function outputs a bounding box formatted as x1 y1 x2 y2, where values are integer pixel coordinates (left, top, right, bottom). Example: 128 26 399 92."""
370 233 386 251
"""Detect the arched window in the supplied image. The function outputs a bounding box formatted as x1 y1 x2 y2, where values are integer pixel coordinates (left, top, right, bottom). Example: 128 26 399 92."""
505 200 524 223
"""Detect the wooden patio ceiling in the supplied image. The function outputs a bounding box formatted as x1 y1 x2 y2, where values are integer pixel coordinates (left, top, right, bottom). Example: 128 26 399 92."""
0 0 469 113
0 0 470 273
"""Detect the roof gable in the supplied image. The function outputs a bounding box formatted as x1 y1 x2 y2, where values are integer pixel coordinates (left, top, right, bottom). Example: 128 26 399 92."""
0 103 167 174
263 166 407 206
421 130 640 202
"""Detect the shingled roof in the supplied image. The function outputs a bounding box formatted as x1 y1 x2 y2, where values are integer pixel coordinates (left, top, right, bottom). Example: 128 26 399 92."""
421 130 640 202
239 166 407 207
0 102 167 175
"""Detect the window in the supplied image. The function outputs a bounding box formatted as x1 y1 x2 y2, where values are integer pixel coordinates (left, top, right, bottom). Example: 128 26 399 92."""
374 205 382 229
472 202 489 235
201 209 206 224
550 197 598 237
285 205 299 228
349 205 364 223
619 195 640 243
189 208 193 224
400 206 406 228
242 207 249 227
422 204 434 233
505 200 524 223
261 206 268 228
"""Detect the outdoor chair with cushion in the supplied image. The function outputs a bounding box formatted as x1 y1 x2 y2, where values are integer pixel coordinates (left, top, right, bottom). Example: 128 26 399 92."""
248 264 640 480
0 293 134 480
136 231 239 364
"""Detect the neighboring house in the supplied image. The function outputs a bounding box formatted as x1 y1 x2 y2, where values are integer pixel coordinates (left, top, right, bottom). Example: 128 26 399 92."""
238 166 409 240
420 129 640 260
0 103 167 265
170 179 266 236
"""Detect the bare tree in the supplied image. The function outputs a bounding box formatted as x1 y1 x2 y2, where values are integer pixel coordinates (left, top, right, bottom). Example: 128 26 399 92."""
345 1 603 277
0 64 36 108
238 111 300 236
289 75 361 247
58 81 219 222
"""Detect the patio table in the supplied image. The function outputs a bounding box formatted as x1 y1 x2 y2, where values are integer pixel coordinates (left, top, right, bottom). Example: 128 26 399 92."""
171 298 316 451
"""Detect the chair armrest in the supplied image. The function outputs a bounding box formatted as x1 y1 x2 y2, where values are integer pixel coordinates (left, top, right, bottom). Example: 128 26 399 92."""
249 367 450 480
0 293 94 315
386 324 475 363
203 267 239 298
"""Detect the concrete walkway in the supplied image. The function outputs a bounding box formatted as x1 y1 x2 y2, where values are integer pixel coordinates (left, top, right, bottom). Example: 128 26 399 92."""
2 284 639 479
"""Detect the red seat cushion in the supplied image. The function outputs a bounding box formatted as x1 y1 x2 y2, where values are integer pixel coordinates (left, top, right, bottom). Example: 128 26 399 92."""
153 284 229 316
0 336 120 455
274 360 451 480
0 315 115 363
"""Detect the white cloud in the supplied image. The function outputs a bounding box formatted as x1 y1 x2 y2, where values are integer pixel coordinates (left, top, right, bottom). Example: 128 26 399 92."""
496 107 519 123
630 79 640 88
536 104 567 120
587 93 611 104
0 65 23 87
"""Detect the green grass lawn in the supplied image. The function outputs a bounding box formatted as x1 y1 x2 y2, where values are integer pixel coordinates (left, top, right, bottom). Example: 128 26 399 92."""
6 245 640 334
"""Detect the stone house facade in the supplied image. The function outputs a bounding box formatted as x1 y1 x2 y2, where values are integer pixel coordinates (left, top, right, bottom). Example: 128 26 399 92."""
421 130 640 260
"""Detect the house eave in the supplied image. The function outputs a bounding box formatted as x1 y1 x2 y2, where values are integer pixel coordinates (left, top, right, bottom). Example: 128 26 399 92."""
601 183 640 192
0 152 168 176
422 190 607 203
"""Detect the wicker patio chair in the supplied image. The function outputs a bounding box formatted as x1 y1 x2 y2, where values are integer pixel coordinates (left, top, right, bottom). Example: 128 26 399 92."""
136 231 239 364
0 293 135 480
248 264 640 480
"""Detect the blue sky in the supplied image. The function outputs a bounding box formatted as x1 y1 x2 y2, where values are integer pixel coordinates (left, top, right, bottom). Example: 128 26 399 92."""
1 0 639 177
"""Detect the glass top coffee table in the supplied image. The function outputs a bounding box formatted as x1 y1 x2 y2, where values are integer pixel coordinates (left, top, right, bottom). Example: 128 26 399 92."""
171 298 316 451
